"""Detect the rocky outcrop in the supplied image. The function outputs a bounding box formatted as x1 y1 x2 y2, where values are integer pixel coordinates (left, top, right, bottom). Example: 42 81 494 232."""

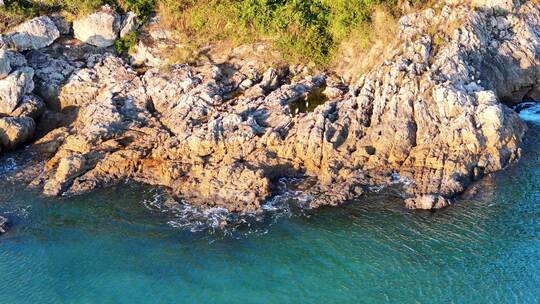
6 16 59 51
73 5 121 47
1 1 539 212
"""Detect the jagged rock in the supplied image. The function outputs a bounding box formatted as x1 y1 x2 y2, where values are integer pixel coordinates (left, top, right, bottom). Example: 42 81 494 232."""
0 50 11 79
7 16 60 51
10 94 45 119
405 195 451 210
26 50 75 110
120 12 138 38
0 116 35 149
0 67 34 114
7 1 540 213
73 5 121 47
0 215 8 234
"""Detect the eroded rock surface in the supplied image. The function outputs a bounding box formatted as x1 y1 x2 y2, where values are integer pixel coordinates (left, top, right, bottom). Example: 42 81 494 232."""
1 1 540 212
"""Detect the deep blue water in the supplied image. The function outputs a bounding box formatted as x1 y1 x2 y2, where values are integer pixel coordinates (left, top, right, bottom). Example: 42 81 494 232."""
0 106 539 303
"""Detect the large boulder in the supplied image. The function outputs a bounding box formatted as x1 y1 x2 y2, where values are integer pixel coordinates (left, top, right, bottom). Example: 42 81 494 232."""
0 116 35 149
43 154 87 196
0 67 34 114
73 5 121 47
7 16 60 51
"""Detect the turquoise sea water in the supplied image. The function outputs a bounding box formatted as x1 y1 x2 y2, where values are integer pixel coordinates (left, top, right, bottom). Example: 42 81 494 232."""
0 106 539 303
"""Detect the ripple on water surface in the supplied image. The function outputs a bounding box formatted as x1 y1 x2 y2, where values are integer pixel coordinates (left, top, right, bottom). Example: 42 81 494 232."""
0 121 539 303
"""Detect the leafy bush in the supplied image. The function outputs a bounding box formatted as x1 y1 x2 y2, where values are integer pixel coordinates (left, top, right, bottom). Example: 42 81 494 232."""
114 31 138 54
118 0 154 23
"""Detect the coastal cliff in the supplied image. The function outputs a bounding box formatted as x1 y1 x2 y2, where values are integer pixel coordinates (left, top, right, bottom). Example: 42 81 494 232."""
0 0 538 213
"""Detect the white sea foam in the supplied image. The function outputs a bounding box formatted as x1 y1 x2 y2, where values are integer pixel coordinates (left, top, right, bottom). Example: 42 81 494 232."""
140 177 315 236
518 103 540 123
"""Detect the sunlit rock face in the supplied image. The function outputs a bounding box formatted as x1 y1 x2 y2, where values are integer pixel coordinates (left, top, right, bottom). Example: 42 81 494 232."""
72 5 121 48
2 1 540 211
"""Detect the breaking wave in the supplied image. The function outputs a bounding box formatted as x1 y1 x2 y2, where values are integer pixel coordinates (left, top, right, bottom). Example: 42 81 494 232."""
141 178 316 237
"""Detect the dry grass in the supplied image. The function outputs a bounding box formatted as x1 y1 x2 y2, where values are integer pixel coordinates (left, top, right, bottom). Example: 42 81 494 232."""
332 7 400 82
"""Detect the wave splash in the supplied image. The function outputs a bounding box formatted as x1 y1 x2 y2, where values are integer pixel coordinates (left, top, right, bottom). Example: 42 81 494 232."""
516 102 540 123
141 178 315 237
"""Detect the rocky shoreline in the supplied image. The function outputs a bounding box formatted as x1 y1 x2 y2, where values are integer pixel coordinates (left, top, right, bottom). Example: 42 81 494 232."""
0 0 538 216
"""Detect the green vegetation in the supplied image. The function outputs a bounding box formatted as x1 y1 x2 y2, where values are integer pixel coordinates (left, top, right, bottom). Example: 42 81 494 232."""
157 0 409 65
0 0 431 65
114 31 138 54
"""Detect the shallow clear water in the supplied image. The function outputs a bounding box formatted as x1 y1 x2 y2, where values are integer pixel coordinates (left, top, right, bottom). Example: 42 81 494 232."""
0 115 539 303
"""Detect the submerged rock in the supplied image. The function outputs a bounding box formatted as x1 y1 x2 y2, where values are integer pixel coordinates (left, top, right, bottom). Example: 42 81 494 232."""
0 215 8 234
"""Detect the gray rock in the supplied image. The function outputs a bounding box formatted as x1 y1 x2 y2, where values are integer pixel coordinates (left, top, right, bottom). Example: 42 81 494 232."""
0 67 34 114
73 5 121 47
11 94 46 119
26 50 75 110
7 16 60 51
129 17 177 67
0 50 11 79
5 50 27 68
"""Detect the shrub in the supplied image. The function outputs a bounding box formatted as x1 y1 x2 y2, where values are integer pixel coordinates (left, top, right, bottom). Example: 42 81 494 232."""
114 31 138 55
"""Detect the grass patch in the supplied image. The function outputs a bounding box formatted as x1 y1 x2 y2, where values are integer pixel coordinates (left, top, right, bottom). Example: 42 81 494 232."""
1 0 434 67
114 31 138 54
